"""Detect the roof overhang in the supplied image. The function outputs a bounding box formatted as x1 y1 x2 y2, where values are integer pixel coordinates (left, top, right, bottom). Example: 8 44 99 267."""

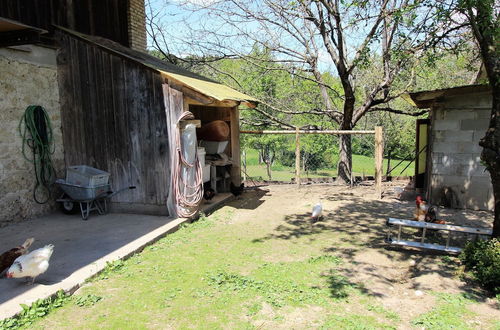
404 84 491 108
55 26 258 108
0 17 47 47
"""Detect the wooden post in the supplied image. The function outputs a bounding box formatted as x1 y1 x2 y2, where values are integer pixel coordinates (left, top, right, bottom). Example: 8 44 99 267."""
242 149 247 182
230 107 241 185
295 127 300 186
375 126 384 199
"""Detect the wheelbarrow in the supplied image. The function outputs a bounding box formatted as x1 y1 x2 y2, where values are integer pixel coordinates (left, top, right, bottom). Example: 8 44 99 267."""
56 179 136 220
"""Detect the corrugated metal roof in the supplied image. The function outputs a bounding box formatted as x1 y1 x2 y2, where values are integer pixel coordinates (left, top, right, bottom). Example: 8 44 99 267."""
405 84 491 108
57 27 258 104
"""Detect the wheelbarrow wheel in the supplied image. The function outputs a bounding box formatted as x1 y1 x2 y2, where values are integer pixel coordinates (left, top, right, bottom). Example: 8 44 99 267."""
60 200 78 214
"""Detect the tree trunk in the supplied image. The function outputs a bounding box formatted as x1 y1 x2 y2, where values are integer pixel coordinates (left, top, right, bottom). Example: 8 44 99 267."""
489 170 500 238
265 160 272 180
479 79 500 238
337 134 352 184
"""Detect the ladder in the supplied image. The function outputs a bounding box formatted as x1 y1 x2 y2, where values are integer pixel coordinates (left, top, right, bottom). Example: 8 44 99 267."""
386 218 492 254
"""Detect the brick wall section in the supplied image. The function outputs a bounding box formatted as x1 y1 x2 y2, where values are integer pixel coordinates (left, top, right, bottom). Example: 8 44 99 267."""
128 0 147 51
0 48 64 226
429 92 494 211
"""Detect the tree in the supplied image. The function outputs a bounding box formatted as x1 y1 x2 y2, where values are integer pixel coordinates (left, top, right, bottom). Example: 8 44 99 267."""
458 0 499 237
147 0 469 183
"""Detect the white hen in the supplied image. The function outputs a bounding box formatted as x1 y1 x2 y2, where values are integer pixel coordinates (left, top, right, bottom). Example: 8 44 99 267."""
311 203 323 222
6 244 54 284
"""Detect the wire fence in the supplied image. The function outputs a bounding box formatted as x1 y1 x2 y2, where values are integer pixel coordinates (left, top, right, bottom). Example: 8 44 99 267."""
240 128 414 186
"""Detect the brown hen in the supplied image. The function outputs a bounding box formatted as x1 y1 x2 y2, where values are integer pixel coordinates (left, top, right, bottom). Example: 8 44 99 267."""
0 238 34 275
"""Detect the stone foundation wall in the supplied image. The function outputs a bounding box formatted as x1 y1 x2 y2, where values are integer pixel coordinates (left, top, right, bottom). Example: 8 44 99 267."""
429 92 494 211
0 46 64 226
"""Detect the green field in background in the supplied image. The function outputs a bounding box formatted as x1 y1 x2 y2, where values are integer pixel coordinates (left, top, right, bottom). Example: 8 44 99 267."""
241 149 414 181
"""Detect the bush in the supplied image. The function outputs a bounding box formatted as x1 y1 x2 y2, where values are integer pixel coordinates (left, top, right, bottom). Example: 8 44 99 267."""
459 238 500 294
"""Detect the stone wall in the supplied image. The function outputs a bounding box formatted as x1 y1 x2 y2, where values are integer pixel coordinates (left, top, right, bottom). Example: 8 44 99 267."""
0 46 64 226
429 91 494 211
128 0 147 51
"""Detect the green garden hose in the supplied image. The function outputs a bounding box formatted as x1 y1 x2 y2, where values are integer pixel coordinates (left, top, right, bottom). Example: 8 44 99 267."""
19 105 56 204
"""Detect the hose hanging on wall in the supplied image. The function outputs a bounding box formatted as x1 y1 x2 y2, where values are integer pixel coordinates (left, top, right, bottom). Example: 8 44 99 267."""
19 105 56 204
171 111 204 218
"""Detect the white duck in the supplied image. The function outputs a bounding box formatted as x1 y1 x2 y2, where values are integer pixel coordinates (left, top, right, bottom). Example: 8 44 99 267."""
6 244 54 284
311 203 323 222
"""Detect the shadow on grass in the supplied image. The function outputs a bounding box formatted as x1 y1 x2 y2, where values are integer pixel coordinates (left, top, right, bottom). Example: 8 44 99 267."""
246 190 494 301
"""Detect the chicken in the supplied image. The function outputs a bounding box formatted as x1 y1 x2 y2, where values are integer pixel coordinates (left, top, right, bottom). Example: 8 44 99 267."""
6 244 54 284
230 182 244 196
311 203 323 222
414 196 444 224
414 196 428 221
0 238 34 275
203 187 216 202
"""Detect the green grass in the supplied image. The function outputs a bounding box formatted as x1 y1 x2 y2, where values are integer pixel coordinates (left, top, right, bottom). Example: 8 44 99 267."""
242 149 414 181
13 210 389 330
3 199 493 329
411 293 479 329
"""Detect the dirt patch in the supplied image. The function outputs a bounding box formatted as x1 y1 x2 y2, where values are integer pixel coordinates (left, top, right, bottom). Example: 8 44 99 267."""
229 182 498 327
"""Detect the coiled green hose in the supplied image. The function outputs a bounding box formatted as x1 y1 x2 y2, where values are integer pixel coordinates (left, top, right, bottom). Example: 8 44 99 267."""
18 105 56 204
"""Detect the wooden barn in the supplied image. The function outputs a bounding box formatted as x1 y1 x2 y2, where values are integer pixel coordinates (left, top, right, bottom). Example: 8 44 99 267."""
0 0 256 223
56 28 256 216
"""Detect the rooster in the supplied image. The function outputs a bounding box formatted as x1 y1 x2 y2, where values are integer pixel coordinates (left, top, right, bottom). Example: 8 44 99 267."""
6 244 54 285
414 196 428 221
311 203 323 222
0 238 34 275
414 196 444 224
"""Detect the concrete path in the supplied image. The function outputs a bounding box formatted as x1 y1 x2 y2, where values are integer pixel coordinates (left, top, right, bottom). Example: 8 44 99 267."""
0 212 182 319
0 192 232 320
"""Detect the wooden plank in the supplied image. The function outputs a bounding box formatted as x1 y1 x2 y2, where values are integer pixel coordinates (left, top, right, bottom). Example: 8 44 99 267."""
387 218 493 235
374 126 384 199
230 106 241 185
153 73 169 206
241 130 376 135
55 32 73 168
70 36 86 165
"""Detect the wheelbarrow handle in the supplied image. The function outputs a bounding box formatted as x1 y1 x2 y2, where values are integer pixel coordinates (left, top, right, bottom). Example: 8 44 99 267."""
106 186 136 198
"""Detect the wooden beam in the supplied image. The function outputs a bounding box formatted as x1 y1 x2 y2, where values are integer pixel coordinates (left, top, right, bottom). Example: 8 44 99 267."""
230 107 241 185
0 30 40 47
375 126 384 199
241 130 376 135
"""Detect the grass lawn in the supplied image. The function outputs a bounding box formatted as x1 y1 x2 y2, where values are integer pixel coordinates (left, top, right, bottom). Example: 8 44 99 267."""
10 185 498 329
242 149 414 181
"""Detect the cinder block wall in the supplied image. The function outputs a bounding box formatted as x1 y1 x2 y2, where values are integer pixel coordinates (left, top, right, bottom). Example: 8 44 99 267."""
429 92 494 210
0 46 64 226
128 0 147 51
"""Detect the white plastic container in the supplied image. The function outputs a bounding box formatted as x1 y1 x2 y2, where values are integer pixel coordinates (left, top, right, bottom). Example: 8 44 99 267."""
66 165 110 187
200 140 229 154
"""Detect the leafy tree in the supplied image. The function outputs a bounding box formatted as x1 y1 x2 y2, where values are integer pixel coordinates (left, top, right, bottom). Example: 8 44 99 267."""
147 0 471 183
456 0 499 237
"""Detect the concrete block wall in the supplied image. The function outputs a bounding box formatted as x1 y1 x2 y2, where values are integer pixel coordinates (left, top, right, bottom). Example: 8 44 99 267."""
128 0 147 51
0 46 64 227
429 92 494 211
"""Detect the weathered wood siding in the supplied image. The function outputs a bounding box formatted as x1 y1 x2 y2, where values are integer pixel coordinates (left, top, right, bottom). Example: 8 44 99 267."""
0 0 129 46
56 32 170 213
